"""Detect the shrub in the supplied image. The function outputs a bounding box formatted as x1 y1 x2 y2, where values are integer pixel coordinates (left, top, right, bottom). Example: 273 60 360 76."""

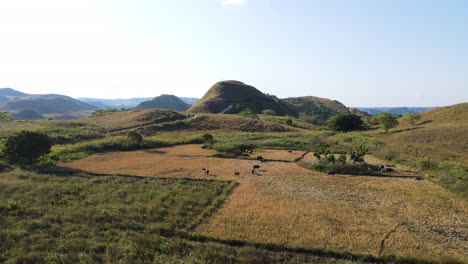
329 114 363 132
349 143 368 164
127 131 143 145
372 112 399 132
0 160 12 172
202 133 215 148
261 109 277 116
417 157 438 170
212 143 255 158
238 108 259 119
285 119 293 126
403 113 421 127
0 111 13 122
338 154 347 164
2 131 52 166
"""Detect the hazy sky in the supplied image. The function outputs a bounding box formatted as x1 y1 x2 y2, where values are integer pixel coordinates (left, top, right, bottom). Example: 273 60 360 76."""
0 0 467 107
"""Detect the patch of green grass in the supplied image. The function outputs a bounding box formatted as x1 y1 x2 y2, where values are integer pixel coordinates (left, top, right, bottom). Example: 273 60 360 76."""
308 162 379 176
0 121 105 145
0 170 342 264
0 170 231 263
213 132 328 151
47 135 205 163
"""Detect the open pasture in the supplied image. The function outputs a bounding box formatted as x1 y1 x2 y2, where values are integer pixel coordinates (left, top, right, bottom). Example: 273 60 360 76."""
59 145 468 261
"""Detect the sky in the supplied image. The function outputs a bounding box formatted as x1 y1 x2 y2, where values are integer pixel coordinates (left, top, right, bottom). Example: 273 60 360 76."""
0 0 467 107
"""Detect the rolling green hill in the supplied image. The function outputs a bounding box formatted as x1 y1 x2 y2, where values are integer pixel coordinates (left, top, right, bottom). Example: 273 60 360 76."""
136 94 190 111
282 96 351 123
188 81 298 116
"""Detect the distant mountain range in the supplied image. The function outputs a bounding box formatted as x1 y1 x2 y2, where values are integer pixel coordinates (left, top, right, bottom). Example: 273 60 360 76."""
0 88 97 120
356 107 439 115
79 97 199 109
1 87 445 121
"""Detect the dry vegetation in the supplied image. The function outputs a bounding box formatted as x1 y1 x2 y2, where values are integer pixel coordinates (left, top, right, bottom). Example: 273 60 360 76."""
82 109 186 132
369 103 468 165
59 144 468 261
188 114 294 132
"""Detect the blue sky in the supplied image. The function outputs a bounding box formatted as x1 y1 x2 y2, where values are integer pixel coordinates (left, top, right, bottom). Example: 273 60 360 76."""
0 0 467 107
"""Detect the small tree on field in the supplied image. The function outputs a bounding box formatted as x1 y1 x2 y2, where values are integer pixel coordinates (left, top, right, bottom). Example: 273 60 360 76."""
329 114 363 132
238 108 259 119
403 113 421 128
0 111 13 122
373 112 399 133
285 119 293 126
3 131 52 166
338 153 347 164
127 131 143 145
348 143 368 164
202 133 215 148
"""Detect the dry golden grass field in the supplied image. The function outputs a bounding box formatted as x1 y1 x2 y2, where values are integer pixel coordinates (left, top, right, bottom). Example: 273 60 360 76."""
59 144 468 261
369 103 468 165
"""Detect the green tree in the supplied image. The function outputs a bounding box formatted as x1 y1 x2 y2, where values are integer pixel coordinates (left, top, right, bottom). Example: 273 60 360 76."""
127 131 143 145
2 131 52 166
403 113 421 128
238 108 259 119
329 114 363 132
338 153 347 164
348 143 368 164
202 133 215 148
373 112 399 132
0 111 13 122
285 118 293 126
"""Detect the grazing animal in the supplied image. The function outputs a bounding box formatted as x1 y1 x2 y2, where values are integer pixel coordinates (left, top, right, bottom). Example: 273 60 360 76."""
385 168 394 172
253 165 260 170
288 150 293 153
251 170 255 174
201 146 207 149
206 169 210 174
261 159 267 164
326 170 335 175
381 168 387 174
256 156 264 160
202 168 207 172
234 172 240 176
415 176 424 181
380 165 385 170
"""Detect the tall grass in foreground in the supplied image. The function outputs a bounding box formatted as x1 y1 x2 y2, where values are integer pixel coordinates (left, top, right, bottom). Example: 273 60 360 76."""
0 170 344 264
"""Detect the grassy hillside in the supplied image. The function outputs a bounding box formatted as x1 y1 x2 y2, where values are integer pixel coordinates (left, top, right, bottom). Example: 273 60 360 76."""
370 103 468 165
137 114 295 135
136 94 190 111
11 109 45 120
82 109 186 132
282 96 350 123
188 81 298 116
